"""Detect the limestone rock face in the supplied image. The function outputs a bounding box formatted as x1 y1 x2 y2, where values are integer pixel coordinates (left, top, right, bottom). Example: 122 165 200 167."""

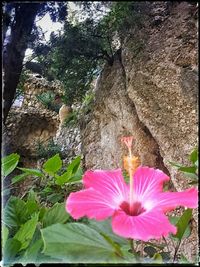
59 105 72 126
6 108 58 157
81 59 169 174
54 124 81 162
121 1 198 191
22 74 63 109
80 2 198 261
81 1 198 191
5 75 60 158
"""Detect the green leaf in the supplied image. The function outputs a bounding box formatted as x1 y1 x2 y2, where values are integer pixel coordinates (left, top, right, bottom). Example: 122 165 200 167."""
39 207 47 222
66 166 83 183
41 223 123 263
168 161 184 168
152 253 163 263
190 148 198 164
43 154 62 174
178 166 197 173
20 238 43 263
17 167 44 177
42 203 69 227
66 155 81 174
11 173 30 184
46 193 64 204
171 209 193 241
3 196 28 227
56 166 83 185
180 254 190 263
195 159 198 167
88 219 128 246
25 199 40 216
20 229 43 263
3 195 38 228
2 225 9 248
41 186 53 194
169 161 197 173
169 215 191 240
14 213 39 251
27 189 38 202
120 245 138 263
183 172 198 181
55 171 71 185
3 238 21 264
56 156 82 185
2 153 20 177
100 232 123 257
169 160 198 180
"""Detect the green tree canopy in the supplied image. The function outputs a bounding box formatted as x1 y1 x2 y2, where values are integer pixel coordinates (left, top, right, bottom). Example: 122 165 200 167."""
31 2 151 105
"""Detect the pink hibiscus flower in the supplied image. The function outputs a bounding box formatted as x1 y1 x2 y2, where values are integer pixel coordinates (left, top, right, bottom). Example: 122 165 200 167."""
66 167 198 241
66 136 198 241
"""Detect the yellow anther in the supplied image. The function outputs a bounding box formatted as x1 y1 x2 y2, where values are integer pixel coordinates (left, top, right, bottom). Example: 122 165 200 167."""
123 156 141 176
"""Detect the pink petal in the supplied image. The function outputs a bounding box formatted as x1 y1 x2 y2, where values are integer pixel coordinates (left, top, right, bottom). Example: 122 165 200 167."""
154 187 198 212
133 167 170 202
83 169 129 205
112 209 177 241
66 188 115 220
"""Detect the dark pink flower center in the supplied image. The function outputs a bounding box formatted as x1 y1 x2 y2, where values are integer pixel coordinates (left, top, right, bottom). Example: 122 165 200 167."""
120 201 146 216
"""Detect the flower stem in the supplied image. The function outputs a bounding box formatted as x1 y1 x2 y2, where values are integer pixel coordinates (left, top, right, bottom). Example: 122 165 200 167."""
173 240 181 263
162 236 170 254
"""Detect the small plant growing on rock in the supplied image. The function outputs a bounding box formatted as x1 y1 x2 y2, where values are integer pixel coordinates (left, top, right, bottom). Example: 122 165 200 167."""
36 139 62 159
169 147 198 185
63 110 79 127
36 91 61 113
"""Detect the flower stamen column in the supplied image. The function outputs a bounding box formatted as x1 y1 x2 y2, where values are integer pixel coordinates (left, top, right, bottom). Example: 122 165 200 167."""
121 136 140 214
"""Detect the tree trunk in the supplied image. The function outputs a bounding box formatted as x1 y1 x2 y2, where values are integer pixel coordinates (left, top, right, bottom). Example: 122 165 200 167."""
3 3 41 123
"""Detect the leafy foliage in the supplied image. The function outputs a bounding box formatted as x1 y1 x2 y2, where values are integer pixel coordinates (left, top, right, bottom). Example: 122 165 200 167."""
8 153 83 205
2 153 20 177
170 209 192 241
1 150 197 264
42 203 69 227
63 110 79 126
36 139 63 159
81 90 95 114
2 193 68 265
170 209 194 263
41 222 124 263
169 147 198 184
43 154 62 175
33 2 150 106
36 91 61 113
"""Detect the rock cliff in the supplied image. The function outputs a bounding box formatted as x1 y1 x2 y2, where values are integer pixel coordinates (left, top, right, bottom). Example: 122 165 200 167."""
81 1 198 192
80 2 198 261
5 74 60 158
